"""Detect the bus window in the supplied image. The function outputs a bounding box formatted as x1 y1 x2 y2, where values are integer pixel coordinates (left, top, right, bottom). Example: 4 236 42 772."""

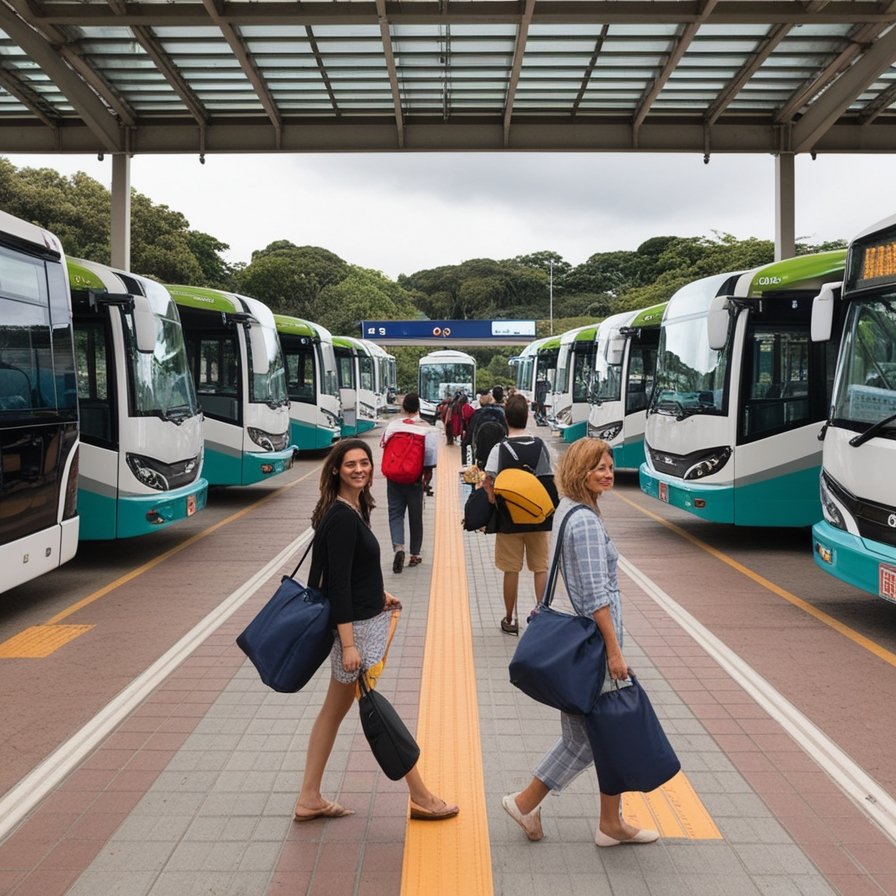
359 355 374 391
285 344 316 403
193 336 239 423
74 319 115 446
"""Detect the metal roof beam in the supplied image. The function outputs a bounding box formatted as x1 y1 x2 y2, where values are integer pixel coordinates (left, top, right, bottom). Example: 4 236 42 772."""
375 0 404 148
0 3 122 151
201 0 283 145
0 67 59 131
503 0 535 146
792 23 896 153
305 27 341 117
572 24 609 115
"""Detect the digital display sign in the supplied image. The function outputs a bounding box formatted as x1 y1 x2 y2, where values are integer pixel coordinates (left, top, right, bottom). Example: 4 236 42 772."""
848 227 896 293
360 319 536 344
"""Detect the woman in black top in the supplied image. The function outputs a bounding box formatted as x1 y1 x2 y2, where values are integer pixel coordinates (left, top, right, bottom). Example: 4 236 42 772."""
294 439 458 822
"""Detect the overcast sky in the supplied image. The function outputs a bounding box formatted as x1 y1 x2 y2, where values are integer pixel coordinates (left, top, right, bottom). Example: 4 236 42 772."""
5 151 894 280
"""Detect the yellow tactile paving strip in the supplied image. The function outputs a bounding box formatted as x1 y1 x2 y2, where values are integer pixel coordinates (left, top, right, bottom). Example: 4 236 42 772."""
624 772 721 839
0 624 95 658
401 444 494 896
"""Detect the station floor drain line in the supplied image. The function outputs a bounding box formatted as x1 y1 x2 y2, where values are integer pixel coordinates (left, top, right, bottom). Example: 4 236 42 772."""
619 554 896 845
0 529 313 843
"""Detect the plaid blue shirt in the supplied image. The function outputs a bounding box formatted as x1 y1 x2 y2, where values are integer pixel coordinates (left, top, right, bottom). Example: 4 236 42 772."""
547 497 623 647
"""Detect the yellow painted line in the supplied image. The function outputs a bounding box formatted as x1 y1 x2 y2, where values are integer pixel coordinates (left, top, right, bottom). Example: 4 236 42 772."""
0 624 95 658
402 445 493 896
623 773 722 839
613 491 896 671
44 466 320 627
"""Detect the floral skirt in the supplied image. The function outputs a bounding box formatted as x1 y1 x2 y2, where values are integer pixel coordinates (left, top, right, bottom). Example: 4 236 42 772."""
330 610 392 684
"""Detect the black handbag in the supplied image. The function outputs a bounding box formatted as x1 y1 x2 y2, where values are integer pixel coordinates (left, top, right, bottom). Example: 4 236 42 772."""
584 675 681 796
236 539 334 693
508 505 606 714
463 485 495 531
357 673 420 780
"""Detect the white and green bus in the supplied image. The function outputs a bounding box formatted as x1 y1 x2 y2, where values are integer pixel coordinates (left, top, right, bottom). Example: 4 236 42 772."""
417 349 476 423
588 302 666 469
169 286 293 485
274 315 341 451
640 250 847 527
811 216 896 600
333 335 378 435
510 336 551 410
547 324 597 442
360 338 394 416
1 212 79 592
69 259 207 539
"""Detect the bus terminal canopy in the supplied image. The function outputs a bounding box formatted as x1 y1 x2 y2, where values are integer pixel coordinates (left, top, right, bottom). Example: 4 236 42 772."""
361 319 536 345
2 2 896 156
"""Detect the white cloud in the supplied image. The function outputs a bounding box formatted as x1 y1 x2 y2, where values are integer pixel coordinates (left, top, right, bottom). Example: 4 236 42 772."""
4 150 894 279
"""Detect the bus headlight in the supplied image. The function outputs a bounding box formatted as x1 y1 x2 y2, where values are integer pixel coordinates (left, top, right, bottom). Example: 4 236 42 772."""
683 446 731 480
126 453 170 491
819 473 846 530
592 422 622 442
248 427 290 452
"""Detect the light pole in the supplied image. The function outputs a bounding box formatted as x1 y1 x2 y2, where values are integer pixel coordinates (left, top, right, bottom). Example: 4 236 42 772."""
549 260 554 335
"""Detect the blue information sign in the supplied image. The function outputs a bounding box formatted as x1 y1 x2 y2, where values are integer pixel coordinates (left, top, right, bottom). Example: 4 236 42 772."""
360 319 536 344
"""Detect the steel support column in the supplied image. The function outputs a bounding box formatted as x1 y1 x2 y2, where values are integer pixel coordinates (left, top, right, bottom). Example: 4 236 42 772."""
111 154 131 271
775 152 795 261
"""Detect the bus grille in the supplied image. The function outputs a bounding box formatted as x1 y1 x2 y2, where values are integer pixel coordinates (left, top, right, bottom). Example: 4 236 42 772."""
824 472 896 549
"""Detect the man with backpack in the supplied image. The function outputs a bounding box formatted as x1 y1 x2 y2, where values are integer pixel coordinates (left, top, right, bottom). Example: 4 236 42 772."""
462 391 508 469
381 393 438 574
482 393 556 635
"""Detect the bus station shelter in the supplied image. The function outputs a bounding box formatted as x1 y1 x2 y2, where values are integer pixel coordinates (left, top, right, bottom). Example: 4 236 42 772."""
2 1 896 267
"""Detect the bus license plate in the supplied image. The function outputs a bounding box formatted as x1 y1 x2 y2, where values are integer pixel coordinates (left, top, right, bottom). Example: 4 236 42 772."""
187 494 197 517
659 482 669 503
879 564 896 603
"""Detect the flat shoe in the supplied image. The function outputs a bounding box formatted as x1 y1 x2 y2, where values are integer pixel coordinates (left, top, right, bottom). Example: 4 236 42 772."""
392 550 405 574
502 793 543 841
501 617 519 635
293 799 354 822
595 827 658 847
408 556 422 567
409 800 459 821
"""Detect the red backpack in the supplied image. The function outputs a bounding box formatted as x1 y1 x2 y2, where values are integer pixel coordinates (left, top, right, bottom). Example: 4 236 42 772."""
381 423 426 484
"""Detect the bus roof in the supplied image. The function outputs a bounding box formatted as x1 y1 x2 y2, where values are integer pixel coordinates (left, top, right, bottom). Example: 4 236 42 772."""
734 250 847 298
274 314 334 342
68 257 174 312
539 336 561 352
0 209 63 260
559 323 597 344
419 348 476 362
630 301 667 329
167 284 243 314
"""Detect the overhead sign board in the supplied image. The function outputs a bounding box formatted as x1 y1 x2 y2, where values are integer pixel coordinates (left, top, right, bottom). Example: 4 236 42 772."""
360 319 536 345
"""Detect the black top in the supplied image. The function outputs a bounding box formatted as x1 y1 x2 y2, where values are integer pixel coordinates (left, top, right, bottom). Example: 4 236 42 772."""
311 501 385 625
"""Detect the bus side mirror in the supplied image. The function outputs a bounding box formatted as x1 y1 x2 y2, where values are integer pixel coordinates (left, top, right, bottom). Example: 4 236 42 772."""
707 295 730 351
132 294 157 353
248 324 270 375
606 334 625 366
811 282 839 342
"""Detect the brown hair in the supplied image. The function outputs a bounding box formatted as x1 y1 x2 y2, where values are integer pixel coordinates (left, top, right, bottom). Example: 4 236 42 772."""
504 393 529 428
556 438 613 506
311 438 376 528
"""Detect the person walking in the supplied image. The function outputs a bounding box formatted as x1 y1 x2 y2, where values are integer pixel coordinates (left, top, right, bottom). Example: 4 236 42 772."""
462 391 508 470
380 393 438 573
482 393 554 635
294 438 458 822
501 437 658 847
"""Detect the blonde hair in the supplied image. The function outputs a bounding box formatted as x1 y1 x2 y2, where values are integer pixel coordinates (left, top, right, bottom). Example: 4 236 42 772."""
556 438 612 506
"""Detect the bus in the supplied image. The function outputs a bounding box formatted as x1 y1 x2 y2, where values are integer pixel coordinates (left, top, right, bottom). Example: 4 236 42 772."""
639 250 847 527
547 324 597 442
360 338 394 416
510 336 551 409
1 212 79 593
274 314 341 451
333 335 378 435
69 259 207 539
417 349 476 424
811 216 896 600
588 302 666 468
168 286 293 486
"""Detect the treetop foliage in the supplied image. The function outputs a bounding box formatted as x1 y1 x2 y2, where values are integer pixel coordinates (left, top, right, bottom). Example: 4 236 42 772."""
1 157 846 346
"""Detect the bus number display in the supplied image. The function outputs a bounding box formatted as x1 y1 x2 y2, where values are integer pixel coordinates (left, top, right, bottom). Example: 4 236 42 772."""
853 235 896 290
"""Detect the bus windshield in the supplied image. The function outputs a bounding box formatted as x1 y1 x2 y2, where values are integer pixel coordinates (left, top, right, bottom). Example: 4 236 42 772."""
832 294 896 435
123 303 198 423
419 363 473 402
592 350 621 403
248 324 288 407
653 312 729 416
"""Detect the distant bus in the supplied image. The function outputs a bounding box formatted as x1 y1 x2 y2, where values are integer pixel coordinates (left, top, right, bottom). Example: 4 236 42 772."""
548 324 597 442
588 302 666 468
360 338 394 415
274 314 341 450
69 258 208 539
333 335 378 435
811 216 896 600
640 250 847 527
510 336 551 409
418 349 476 423
168 285 293 485
0 211 79 593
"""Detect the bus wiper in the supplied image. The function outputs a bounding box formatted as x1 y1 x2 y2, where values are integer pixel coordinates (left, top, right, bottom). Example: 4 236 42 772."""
675 405 712 421
849 410 896 447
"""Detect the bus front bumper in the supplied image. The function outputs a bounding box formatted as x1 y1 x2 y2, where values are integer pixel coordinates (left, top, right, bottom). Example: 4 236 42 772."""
638 465 734 523
812 521 896 602
115 479 209 539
